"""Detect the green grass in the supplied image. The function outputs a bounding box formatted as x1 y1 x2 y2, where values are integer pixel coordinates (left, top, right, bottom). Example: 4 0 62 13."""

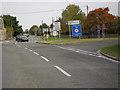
37 37 118 45
101 44 120 58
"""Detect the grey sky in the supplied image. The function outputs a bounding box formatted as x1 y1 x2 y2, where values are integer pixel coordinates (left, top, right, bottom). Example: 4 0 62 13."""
1 1 119 30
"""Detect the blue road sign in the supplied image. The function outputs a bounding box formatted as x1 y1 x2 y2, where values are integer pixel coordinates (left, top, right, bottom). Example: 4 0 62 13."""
72 25 82 36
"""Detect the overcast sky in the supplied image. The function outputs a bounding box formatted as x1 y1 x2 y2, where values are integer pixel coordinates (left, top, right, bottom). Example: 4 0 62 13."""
1 0 119 30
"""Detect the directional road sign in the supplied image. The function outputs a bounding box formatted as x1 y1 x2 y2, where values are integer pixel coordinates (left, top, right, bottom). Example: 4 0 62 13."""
68 20 80 25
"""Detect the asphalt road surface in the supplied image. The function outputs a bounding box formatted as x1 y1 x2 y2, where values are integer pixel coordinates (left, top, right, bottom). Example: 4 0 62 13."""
2 36 119 88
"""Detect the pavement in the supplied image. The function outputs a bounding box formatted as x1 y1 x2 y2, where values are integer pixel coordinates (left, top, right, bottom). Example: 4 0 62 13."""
2 36 119 88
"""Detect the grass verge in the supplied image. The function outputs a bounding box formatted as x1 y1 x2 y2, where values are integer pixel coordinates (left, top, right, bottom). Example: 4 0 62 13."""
37 37 118 45
101 44 120 58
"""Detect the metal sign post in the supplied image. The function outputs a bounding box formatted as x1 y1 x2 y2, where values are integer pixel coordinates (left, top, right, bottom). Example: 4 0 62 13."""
68 20 80 39
59 30 61 40
97 25 100 38
54 21 61 40
69 25 71 39
102 24 105 38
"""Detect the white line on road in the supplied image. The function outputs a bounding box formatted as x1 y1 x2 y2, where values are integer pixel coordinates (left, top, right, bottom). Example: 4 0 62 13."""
41 56 50 62
15 42 17 45
55 45 99 57
5 41 10 43
33 51 39 55
28 49 33 52
17 45 21 47
24 47 28 50
98 55 119 63
54 65 71 77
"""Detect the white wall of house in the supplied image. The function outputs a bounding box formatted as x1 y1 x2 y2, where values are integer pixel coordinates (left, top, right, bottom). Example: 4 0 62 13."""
0 18 6 41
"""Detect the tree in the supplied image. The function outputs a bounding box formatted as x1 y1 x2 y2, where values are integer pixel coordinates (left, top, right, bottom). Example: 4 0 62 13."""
5 26 14 39
38 23 49 35
109 16 120 34
83 7 116 34
61 4 85 34
24 29 29 34
29 25 39 35
3 15 23 36
42 23 48 28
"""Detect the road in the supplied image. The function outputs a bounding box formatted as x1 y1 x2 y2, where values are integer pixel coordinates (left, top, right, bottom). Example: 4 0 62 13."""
2 36 119 88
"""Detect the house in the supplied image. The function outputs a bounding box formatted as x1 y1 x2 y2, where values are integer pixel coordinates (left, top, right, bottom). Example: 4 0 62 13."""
0 17 6 41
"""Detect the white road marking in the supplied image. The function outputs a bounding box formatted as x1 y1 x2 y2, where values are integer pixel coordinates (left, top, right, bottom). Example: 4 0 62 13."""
24 47 28 49
41 56 50 62
97 56 102 57
33 52 39 55
17 45 21 47
5 41 10 43
55 45 99 57
89 54 94 56
97 50 119 63
15 42 17 45
54 65 71 77
28 49 33 52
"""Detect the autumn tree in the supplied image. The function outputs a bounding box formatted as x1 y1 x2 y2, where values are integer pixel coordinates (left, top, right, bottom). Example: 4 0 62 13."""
83 7 116 35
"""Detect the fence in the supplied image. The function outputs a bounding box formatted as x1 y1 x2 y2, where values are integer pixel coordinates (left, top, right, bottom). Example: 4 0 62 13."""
60 34 118 39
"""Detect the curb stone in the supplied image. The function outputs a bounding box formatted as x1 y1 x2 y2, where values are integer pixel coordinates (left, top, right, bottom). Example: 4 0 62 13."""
99 49 120 61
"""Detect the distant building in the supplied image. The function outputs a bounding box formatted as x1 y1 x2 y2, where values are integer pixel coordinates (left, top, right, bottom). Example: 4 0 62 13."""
0 17 6 41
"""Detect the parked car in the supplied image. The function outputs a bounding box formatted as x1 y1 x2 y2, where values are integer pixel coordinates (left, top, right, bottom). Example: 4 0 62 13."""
16 35 29 42
24 34 29 37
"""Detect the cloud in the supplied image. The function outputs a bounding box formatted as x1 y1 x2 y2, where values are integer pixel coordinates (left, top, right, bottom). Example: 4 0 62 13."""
1 0 119 2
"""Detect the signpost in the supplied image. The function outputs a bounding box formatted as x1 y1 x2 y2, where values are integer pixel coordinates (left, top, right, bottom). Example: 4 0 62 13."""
68 20 81 39
72 25 82 37
52 30 58 37
102 24 105 38
97 25 100 38
53 21 61 40
68 20 80 25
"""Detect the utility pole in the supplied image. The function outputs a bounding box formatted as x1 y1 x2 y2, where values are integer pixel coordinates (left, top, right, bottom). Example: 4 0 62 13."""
41 20 45 40
87 5 88 16
41 20 43 35
52 17 54 40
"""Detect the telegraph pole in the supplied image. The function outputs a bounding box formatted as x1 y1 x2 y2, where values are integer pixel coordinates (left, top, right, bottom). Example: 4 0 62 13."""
87 5 89 16
41 20 45 40
52 17 54 40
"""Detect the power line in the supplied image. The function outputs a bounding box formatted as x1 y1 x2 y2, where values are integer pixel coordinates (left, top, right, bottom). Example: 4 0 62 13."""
3 5 89 15
3 9 64 14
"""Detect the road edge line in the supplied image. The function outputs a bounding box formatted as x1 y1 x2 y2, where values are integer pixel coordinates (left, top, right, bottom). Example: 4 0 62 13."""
97 50 119 63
